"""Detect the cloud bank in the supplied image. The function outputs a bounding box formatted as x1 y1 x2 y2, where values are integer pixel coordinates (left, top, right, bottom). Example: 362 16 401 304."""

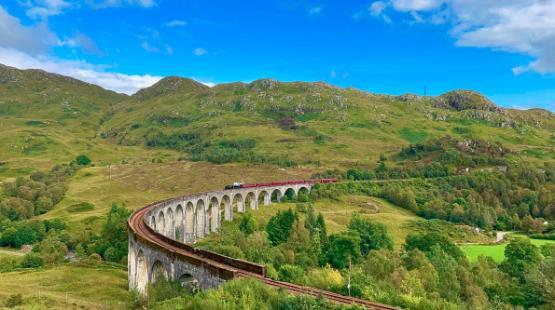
370 0 555 75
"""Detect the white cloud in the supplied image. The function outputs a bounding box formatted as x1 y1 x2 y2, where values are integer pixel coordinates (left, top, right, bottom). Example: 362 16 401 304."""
329 70 336 78
0 46 161 94
308 6 322 15
192 47 207 56
368 1 392 23
370 1 387 16
166 19 187 27
86 0 156 9
0 6 58 54
379 0 555 74
0 5 161 94
391 0 444 11
24 0 73 18
60 33 104 55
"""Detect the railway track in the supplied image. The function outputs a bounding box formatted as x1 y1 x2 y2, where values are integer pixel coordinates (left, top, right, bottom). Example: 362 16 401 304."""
129 197 398 310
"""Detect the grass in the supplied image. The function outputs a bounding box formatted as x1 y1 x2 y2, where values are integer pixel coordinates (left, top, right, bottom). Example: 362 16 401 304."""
247 195 488 249
461 236 555 263
0 263 129 309
40 161 315 231
0 247 25 258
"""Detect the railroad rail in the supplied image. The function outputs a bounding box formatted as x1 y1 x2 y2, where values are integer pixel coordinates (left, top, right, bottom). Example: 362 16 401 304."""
128 181 397 309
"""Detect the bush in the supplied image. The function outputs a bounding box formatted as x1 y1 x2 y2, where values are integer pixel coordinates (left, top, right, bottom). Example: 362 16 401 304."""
239 213 257 235
278 264 304 283
148 279 186 304
20 253 43 268
405 232 464 260
75 155 91 166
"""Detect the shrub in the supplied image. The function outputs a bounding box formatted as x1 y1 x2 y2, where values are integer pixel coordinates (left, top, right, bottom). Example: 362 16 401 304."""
239 213 258 235
148 279 186 304
75 155 92 165
20 253 43 268
278 264 304 283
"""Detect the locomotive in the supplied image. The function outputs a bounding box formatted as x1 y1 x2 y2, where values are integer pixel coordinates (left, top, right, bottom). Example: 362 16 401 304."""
223 178 337 190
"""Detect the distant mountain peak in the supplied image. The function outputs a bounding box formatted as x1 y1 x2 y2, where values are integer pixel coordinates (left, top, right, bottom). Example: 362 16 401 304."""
132 76 209 100
436 90 499 112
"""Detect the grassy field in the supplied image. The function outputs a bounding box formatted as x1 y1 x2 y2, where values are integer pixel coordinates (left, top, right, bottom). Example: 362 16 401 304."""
247 195 490 248
462 237 555 263
40 161 315 233
0 263 129 309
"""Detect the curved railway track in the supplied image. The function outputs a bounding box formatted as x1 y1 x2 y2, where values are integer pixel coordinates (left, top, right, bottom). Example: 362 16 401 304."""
129 197 398 310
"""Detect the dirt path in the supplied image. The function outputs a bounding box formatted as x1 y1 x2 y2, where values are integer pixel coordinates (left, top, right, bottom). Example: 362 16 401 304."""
496 231 509 243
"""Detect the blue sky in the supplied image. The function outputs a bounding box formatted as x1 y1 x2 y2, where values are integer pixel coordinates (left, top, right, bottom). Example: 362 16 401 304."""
0 0 553 111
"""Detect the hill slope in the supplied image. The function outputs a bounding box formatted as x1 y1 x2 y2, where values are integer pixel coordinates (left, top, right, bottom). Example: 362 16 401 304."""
103 77 555 168
0 65 168 177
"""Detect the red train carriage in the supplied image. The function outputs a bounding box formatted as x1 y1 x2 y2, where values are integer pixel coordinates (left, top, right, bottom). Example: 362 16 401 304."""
224 178 337 190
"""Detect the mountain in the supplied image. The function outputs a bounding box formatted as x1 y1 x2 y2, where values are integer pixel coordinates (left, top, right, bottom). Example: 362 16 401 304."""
0 65 127 175
0 64 125 120
102 77 555 168
1 65 553 175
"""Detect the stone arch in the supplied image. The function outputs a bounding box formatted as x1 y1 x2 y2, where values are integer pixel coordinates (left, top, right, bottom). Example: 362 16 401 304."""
222 195 232 221
195 200 205 239
156 210 165 234
184 202 194 243
298 186 310 201
175 204 184 242
284 188 296 201
166 207 174 238
271 189 283 202
150 215 156 230
150 260 168 283
233 193 244 213
258 190 271 206
178 273 199 293
245 192 257 210
136 250 148 295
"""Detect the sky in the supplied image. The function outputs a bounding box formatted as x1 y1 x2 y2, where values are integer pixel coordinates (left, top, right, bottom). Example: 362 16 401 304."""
0 0 554 111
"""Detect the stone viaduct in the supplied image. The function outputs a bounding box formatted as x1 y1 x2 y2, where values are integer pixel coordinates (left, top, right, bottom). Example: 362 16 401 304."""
128 182 311 294
127 179 396 309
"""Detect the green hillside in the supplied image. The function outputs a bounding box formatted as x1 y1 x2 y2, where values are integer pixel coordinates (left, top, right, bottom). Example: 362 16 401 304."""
102 77 555 168
0 65 173 178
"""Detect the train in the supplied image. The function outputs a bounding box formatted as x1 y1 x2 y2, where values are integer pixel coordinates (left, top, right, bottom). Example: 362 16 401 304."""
223 178 338 190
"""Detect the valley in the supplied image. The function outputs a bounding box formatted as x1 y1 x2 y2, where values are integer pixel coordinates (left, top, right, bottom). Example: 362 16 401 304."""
0 64 554 309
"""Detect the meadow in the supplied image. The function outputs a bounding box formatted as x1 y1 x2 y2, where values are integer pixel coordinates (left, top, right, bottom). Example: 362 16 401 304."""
462 236 555 262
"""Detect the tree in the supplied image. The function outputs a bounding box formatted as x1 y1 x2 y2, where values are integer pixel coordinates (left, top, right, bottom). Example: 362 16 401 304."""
325 231 361 269
285 219 320 268
35 232 68 265
521 215 545 234
405 232 464 260
348 216 393 255
239 212 257 235
501 237 541 280
266 209 296 245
